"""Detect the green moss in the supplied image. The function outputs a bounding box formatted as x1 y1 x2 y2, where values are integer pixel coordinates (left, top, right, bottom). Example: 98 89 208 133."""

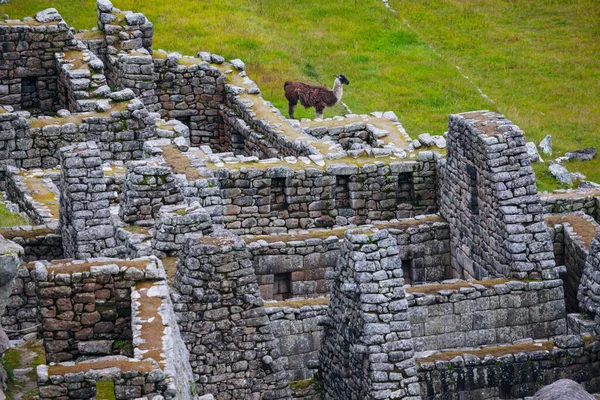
2 349 20 384
0 193 27 228
96 380 116 400
289 379 314 391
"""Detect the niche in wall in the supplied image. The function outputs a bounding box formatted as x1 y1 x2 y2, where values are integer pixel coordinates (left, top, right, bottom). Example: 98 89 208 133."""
270 177 288 212
21 77 40 110
397 172 414 204
335 175 352 215
466 164 479 214
273 272 292 300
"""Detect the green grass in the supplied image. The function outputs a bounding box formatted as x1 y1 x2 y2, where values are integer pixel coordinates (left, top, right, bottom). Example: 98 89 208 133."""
96 380 117 400
0 193 27 227
2 0 598 189
390 0 600 189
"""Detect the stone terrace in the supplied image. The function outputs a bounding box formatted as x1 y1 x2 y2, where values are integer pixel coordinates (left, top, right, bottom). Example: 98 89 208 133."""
1 2 600 400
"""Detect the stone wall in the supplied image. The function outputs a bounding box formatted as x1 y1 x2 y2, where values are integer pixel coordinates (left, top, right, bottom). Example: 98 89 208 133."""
217 157 438 235
35 258 164 363
248 235 339 301
37 361 167 400
59 141 117 259
172 235 291 399
408 279 567 352
546 214 596 314
0 236 23 367
0 99 156 170
441 111 556 280
320 228 420 400
0 9 77 112
247 216 450 302
541 191 600 219
0 226 62 262
578 232 600 320
56 48 108 113
96 0 153 88
119 157 183 223
4 167 58 225
266 303 327 381
418 335 600 399
151 203 213 257
1 264 37 337
223 92 317 159
153 55 226 145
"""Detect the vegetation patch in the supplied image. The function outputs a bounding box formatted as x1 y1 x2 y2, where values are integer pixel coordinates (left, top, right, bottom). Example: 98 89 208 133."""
0 193 27 228
96 380 117 400
545 214 599 250
135 281 166 366
416 340 554 363
406 278 510 296
159 145 201 180
265 296 329 308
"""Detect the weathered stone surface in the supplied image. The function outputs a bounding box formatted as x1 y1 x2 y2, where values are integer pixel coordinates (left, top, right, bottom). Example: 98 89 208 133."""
533 379 595 400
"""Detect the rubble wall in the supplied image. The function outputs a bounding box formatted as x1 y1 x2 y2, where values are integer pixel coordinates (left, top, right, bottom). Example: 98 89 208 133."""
266 303 327 381
408 279 567 352
418 336 600 399
0 13 77 112
172 235 291 399
217 158 437 235
320 228 420 400
440 111 556 280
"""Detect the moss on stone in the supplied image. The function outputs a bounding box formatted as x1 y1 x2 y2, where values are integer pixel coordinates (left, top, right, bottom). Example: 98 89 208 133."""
416 340 554 363
265 297 329 308
96 380 116 400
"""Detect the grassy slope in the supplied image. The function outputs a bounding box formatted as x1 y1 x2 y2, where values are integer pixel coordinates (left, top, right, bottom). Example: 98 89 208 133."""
390 0 600 188
0 193 26 227
1 0 489 128
2 0 598 189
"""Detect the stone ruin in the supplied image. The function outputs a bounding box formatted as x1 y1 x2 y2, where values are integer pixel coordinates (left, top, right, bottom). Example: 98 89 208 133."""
0 2 600 399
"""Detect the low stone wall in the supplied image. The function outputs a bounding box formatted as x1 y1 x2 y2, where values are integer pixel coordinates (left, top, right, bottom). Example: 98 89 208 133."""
4 167 58 225
266 302 327 381
320 228 420 399
417 335 600 399
408 279 567 352
0 225 63 261
35 257 164 363
1 264 37 338
0 11 77 113
172 235 291 399
541 191 600 219
218 156 438 235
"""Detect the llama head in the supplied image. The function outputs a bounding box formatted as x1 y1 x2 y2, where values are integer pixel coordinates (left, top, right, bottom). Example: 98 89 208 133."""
336 74 350 85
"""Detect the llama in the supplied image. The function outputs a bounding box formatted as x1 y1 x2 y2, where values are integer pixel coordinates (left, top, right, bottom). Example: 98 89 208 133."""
284 74 350 120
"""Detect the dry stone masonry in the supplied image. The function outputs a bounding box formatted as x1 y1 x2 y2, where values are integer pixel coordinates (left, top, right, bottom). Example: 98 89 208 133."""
1 1 600 399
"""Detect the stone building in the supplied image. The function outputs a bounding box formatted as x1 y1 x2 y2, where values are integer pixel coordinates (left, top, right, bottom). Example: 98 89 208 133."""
0 2 600 400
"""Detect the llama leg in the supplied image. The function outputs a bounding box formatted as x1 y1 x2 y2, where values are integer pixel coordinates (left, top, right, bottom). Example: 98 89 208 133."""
288 102 297 119
315 105 325 120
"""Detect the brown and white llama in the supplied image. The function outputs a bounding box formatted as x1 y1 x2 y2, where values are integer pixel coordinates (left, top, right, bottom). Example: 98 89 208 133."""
284 74 350 120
